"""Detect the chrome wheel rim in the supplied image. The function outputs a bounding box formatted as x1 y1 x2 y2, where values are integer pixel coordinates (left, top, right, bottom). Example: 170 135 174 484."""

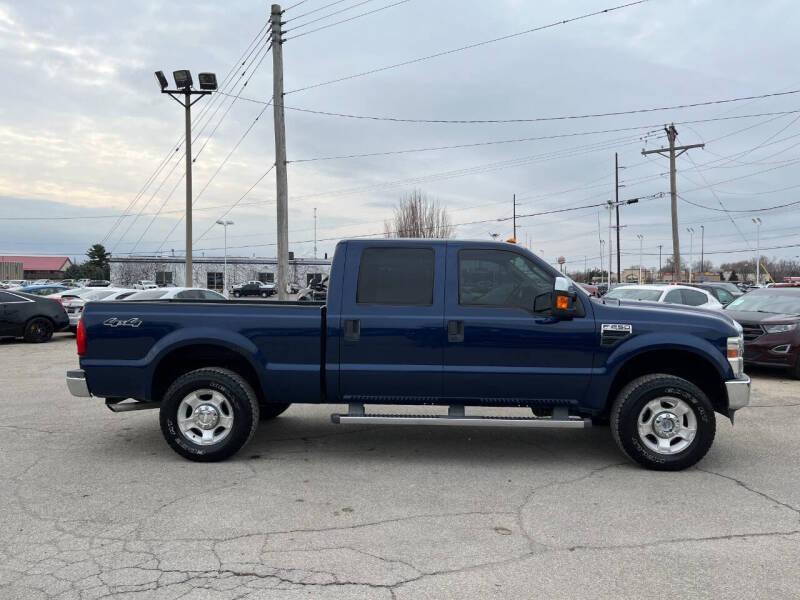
637 396 697 455
177 389 234 446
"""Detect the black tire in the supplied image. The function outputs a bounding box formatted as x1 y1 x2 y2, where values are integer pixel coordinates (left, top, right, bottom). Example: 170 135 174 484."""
160 368 260 462
233 292 240 298
259 402 291 420
791 355 800 380
610 374 716 471
260 291 267 297
23 317 54 343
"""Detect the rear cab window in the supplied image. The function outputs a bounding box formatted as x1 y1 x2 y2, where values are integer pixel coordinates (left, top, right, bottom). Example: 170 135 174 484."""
356 247 435 306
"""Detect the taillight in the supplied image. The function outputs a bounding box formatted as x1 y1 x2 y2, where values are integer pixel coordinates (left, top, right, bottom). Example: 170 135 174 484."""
76 319 87 356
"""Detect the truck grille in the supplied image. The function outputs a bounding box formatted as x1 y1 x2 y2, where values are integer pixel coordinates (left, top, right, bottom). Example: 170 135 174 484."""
741 323 764 341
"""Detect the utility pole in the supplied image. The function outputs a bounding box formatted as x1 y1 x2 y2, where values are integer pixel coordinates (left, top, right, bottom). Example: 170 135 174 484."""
637 234 644 284
658 244 662 279
700 225 704 275
271 4 289 300
752 217 762 285
607 201 613 284
512 194 517 240
642 124 704 282
216 219 233 295
313 207 317 259
615 152 621 283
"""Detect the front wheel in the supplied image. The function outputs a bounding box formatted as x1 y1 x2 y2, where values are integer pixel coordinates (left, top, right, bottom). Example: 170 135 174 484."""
610 374 716 471
160 368 259 462
24 317 54 343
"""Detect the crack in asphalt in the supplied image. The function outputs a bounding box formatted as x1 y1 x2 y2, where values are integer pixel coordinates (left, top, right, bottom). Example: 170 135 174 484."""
696 467 800 517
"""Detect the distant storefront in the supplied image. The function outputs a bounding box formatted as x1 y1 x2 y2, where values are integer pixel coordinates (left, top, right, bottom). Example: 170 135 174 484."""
0 255 72 280
110 255 331 291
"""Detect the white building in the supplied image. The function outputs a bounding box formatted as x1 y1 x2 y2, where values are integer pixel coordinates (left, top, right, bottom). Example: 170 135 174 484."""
110 255 331 292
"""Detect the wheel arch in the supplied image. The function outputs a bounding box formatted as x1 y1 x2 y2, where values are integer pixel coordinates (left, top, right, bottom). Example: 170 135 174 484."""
603 348 728 417
151 342 265 405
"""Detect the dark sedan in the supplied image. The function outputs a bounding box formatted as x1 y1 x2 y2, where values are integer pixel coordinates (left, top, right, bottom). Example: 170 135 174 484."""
724 288 800 378
689 282 743 306
0 290 69 343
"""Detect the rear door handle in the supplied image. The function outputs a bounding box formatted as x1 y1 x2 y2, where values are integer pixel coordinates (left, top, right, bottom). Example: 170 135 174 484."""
344 319 361 341
447 320 464 343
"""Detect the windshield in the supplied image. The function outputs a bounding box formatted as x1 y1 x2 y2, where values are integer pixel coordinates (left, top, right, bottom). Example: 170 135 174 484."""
128 289 169 300
85 289 118 301
725 291 800 315
605 287 663 302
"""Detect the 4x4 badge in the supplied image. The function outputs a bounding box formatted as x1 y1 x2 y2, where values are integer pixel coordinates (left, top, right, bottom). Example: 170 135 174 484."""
103 317 143 328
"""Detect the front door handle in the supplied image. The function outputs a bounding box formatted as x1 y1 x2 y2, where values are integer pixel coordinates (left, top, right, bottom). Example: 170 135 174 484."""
447 320 464 342
344 319 360 341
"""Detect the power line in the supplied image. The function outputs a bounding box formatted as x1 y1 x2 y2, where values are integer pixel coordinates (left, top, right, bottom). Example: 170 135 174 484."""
284 0 650 93
280 93 800 124
288 126 663 163
285 0 410 41
678 194 800 214
286 0 351 21
285 0 381 32
283 0 313 11
193 163 277 245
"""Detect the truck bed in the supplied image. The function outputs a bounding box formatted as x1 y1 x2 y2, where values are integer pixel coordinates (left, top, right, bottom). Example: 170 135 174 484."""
80 299 325 404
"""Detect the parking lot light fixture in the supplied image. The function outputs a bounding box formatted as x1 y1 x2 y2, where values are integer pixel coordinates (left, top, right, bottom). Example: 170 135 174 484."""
155 69 217 287
216 220 234 295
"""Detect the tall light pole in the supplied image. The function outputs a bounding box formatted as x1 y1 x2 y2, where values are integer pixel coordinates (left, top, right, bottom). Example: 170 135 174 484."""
637 234 644 284
155 70 217 287
700 225 705 275
752 217 762 285
686 228 695 283
313 208 317 259
216 219 234 294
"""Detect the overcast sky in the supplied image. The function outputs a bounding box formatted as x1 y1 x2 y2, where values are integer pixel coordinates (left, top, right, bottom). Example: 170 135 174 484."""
1 0 799 272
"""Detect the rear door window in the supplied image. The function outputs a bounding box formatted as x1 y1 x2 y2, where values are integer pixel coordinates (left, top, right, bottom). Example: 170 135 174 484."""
683 289 709 306
356 247 435 306
663 289 683 304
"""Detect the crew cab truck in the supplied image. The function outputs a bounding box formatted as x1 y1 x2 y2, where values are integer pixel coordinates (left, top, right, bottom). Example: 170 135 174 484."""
67 239 750 470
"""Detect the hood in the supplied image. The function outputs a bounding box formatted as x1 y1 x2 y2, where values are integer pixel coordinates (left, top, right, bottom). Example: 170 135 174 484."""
724 310 800 325
595 297 740 336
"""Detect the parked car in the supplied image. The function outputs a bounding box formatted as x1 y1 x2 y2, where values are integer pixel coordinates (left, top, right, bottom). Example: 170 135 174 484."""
87 280 111 287
1 280 28 290
59 279 78 287
604 284 723 310
579 283 599 297
231 282 276 298
688 282 743 306
31 279 53 286
123 287 226 301
58 288 135 331
724 288 800 378
0 290 69 342
76 279 91 287
19 284 71 297
67 239 749 470
134 280 158 290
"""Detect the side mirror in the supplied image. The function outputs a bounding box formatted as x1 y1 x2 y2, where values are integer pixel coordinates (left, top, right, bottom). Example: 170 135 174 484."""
552 276 578 318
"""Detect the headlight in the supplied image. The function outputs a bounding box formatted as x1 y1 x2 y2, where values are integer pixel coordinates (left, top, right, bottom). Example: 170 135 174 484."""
727 335 744 378
763 323 797 334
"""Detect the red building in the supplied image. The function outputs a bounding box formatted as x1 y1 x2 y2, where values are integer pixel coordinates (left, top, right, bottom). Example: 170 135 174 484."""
0 256 73 281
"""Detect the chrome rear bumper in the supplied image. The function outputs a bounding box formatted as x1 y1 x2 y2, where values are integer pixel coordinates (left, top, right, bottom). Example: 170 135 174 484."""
66 369 91 397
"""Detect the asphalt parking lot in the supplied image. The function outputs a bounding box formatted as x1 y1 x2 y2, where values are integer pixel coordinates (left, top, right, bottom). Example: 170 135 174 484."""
2 334 799 599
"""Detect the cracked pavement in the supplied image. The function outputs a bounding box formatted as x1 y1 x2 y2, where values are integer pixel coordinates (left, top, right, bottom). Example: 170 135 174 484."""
1 333 799 599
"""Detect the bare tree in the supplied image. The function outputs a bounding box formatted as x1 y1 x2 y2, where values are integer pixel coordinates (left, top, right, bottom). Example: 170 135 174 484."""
384 190 454 239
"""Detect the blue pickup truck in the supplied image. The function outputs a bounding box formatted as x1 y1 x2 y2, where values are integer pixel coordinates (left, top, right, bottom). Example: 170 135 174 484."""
67 239 749 470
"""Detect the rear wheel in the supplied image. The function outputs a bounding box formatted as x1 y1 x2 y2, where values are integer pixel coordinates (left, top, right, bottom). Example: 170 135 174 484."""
24 317 53 343
610 374 716 471
233 291 240 298
260 291 267 297
160 368 259 462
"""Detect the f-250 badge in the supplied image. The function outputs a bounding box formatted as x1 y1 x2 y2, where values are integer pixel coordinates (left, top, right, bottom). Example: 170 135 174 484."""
103 317 143 328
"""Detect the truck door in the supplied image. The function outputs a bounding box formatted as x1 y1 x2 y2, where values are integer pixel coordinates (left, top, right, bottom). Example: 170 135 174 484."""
338 243 445 402
442 245 595 406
